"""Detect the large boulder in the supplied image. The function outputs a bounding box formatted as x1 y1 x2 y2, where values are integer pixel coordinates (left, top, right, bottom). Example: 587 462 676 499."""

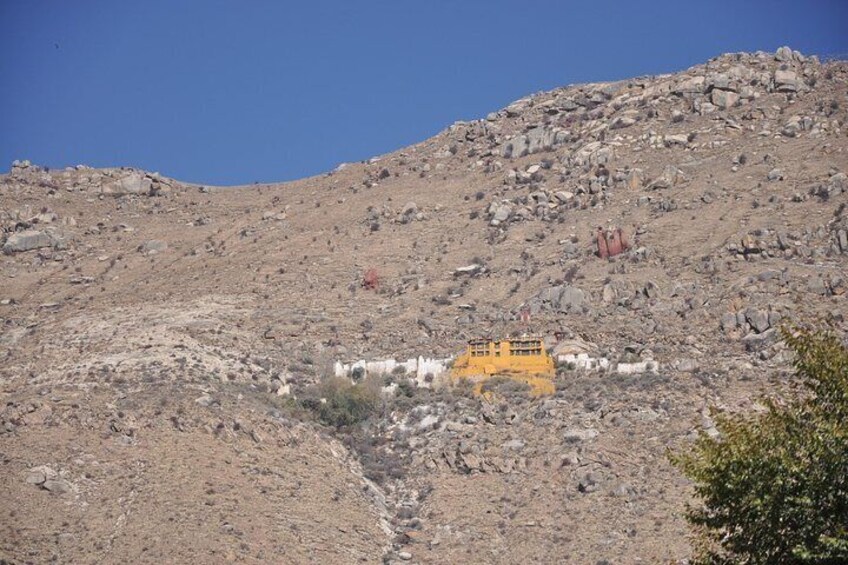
745 309 771 334
530 285 586 314
720 312 738 332
673 75 705 97
501 127 567 158
648 165 687 190
774 46 795 62
711 88 739 109
140 239 168 254
706 73 736 92
2 229 64 254
571 141 615 167
102 172 153 195
774 69 799 92
488 201 513 226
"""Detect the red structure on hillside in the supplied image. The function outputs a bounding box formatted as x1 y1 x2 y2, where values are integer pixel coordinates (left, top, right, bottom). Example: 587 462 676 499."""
596 226 630 259
363 268 380 290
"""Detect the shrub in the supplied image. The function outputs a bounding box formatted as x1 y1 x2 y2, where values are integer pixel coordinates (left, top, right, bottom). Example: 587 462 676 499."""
268 393 315 422
345 431 405 485
556 360 577 374
479 376 531 398
395 379 416 398
452 377 476 398
671 326 848 563
305 377 380 428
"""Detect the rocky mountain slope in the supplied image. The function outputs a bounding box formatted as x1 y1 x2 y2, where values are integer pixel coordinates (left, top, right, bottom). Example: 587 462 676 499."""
1 47 846 563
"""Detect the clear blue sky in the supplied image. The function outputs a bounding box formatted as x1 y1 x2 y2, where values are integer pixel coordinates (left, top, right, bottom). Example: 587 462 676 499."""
2 1 846 185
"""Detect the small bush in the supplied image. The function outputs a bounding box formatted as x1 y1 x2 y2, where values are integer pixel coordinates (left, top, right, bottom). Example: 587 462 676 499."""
395 379 416 398
304 377 380 428
556 360 577 374
451 377 476 398
479 376 531 398
268 394 316 422
344 432 405 485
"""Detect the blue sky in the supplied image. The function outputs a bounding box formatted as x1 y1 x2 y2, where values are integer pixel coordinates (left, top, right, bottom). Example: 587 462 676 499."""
2 1 846 185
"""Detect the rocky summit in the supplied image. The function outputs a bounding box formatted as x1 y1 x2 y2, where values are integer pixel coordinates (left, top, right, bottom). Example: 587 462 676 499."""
1 47 847 564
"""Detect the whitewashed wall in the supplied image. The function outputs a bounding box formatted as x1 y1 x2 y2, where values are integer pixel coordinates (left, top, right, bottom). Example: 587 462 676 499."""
334 356 451 387
557 353 660 375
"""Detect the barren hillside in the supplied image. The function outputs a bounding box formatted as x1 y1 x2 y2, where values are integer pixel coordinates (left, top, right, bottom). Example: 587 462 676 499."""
2 47 847 564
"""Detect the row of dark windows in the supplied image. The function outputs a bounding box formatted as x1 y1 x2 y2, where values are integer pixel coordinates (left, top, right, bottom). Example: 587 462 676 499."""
470 346 543 357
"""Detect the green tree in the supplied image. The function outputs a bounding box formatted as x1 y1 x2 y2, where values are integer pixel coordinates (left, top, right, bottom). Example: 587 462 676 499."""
672 327 848 564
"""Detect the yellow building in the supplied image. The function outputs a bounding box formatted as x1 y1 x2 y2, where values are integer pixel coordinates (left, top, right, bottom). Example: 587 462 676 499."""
450 336 556 396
